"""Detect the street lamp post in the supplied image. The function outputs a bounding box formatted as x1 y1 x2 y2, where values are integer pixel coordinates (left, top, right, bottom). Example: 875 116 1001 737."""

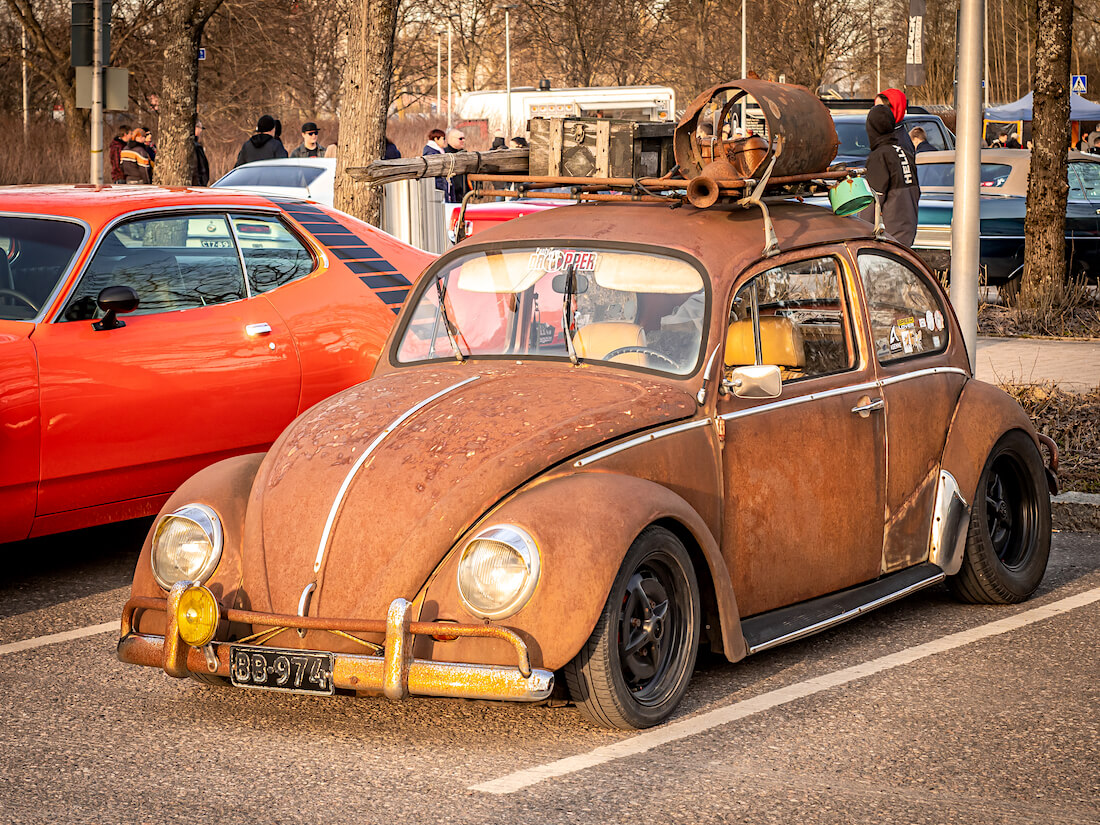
499 4 518 141
436 32 442 117
447 19 453 127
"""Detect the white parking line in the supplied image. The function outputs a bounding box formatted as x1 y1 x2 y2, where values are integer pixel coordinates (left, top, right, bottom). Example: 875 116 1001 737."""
471 586 1100 795
0 622 117 657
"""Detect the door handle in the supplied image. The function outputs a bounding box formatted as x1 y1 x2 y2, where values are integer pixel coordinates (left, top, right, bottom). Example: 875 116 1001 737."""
245 322 273 336
851 396 884 417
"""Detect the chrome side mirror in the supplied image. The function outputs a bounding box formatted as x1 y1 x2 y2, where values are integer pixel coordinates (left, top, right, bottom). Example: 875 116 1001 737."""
722 364 782 399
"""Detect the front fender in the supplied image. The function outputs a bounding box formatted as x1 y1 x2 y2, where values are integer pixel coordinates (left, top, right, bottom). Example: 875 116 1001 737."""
416 471 745 671
129 452 266 634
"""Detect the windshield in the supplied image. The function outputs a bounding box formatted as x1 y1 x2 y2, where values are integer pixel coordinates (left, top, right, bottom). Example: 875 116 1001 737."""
834 121 871 158
395 245 708 376
0 216 86 321
919 162 1012 188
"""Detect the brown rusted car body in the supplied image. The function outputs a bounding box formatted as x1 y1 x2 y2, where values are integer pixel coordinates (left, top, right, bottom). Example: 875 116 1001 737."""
118 197 1055 727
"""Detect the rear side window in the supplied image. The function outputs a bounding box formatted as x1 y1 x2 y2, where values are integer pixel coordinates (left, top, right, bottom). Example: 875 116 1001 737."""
857 252 949 363
907 120 950 150
1068 162 1100 200
0 216 85 321
230 214 315 293
62 214 246 320
918 163 1011 188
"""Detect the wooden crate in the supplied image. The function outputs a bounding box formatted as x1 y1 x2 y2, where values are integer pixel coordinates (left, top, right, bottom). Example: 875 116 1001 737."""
529 118 636 178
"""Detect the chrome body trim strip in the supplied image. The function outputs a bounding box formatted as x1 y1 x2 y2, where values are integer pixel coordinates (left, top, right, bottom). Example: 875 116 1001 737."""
573 418 711 468
718 380 880 421
313 375 482 573
928 470 970 576
879 366 968 385
747 572 946 654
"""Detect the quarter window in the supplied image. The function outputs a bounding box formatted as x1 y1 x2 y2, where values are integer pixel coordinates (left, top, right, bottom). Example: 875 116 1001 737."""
62 214 246 321
230 214 315 294
857 252 949 363
726 256 855 382
1068 162 1100 200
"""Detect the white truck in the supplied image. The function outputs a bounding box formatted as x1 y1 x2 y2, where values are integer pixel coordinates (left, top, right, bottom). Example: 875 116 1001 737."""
456 84 676 141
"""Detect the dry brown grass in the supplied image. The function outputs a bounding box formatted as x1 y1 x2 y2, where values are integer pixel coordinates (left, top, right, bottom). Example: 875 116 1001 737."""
0 116 89 185
979 292 1100 339
998 383 1100 493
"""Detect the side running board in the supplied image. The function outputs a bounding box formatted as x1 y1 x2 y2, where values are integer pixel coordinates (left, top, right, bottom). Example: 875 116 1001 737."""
741 562 946 655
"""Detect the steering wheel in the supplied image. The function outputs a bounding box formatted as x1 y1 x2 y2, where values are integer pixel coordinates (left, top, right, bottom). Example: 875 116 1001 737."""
0 288 39 312
603 346 680 369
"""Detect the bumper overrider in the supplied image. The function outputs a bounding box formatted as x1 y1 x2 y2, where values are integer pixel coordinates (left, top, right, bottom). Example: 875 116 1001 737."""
117 582 554 702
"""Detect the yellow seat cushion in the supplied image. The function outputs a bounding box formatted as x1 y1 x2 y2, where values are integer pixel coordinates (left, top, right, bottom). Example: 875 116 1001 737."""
573 322 647 366
725 316 806 373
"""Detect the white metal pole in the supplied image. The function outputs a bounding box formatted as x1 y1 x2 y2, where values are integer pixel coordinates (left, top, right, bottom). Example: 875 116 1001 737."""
953 0 983 371
22 25 29 140
90 0 104 185
983 2 990 108
740 0 746 130
504 8 512 141
447 20 453 128
436 34 441 117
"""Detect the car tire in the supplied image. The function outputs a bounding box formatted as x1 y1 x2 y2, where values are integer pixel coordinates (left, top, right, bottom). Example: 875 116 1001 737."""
189 672 230 687
948 430 1051 605
564 526 700 730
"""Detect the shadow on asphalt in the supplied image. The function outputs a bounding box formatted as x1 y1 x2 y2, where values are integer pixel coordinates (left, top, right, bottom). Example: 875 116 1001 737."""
0 517 152 617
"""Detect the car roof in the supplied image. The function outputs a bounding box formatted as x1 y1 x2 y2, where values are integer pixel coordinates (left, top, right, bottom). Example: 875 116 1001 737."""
451 200 877 292
228 158 336 171
0 184 295 225
832 112 944 123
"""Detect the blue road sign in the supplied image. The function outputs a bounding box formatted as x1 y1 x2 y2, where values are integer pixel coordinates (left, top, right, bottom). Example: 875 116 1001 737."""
1072 75 1086 94
198 47 206 60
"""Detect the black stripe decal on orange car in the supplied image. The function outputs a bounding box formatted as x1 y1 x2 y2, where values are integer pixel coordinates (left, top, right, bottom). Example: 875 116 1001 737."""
272 199 412 314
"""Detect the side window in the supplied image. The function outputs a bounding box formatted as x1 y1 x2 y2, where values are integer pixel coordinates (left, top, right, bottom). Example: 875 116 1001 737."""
62 214 246 321
230 214 315 294
857 252 948 363
912 120 948 150
725 256 855 382
1069 162 1100 200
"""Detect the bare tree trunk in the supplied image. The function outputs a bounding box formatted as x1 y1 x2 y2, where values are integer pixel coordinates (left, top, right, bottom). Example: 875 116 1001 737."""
1020 0 1073 317
334 0 399 225
155 0 224 186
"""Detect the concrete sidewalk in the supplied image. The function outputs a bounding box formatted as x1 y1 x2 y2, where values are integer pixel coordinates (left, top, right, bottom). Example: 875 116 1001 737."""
974 336 1100 392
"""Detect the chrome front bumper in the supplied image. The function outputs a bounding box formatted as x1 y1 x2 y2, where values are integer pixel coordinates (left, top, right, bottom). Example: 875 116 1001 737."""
117 592 554 703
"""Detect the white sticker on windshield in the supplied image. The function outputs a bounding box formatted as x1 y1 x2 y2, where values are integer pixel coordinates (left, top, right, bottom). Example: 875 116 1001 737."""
528 248 598 273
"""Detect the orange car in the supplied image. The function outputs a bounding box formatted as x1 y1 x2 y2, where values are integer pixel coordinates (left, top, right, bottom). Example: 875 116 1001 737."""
0 186 432 543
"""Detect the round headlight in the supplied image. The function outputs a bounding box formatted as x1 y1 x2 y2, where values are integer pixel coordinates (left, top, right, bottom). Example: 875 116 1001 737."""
456 525 540 620
176 584 220 647
151 504 223 590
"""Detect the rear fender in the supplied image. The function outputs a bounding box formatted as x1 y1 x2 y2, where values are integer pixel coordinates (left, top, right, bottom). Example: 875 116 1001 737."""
417 472 746 671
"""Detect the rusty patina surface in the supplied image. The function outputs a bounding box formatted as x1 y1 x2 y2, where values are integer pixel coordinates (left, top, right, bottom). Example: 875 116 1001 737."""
118 183 1051 712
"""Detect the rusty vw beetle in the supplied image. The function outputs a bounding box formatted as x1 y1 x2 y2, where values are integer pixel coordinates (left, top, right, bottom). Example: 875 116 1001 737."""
118 199 1056 729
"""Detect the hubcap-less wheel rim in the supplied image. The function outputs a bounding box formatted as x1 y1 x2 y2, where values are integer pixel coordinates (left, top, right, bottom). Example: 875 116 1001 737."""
616 555 691 707
985 453 1037 569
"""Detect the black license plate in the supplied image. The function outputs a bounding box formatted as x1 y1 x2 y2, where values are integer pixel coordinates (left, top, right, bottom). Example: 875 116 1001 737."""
229 645 335 695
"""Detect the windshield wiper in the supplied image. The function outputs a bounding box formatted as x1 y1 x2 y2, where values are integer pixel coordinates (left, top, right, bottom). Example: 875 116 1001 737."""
434 275 468 362
562 264 579 365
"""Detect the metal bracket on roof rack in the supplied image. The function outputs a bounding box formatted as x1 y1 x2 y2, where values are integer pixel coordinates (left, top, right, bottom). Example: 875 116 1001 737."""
872 192 886 240
737 138 782 257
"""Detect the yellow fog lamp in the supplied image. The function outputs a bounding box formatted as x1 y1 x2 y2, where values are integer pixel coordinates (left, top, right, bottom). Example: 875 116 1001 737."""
176 584 220 647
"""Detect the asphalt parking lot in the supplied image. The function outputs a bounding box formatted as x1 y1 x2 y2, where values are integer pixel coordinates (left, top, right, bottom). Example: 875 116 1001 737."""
0 522 1097 825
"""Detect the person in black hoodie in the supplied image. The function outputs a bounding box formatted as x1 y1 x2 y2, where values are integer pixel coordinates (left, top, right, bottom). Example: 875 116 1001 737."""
862 104 920 247
234 114 289 167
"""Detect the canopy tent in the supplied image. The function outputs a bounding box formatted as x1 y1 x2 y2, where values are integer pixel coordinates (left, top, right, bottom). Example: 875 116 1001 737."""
984 91 1100 121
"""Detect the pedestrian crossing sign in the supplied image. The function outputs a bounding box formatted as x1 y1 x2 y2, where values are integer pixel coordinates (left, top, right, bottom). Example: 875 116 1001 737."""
1072 75 1087 94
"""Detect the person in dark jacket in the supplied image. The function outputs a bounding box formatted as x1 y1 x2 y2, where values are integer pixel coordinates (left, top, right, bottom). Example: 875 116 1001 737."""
120 127 153 184
423 128 447 196
876 89 918 158
190 119 210 186
862 104 920 247
234 114 289 167
109 124 132 183
442 128 469 202
384 136 401 159
290 122 324 158
909 126 935 154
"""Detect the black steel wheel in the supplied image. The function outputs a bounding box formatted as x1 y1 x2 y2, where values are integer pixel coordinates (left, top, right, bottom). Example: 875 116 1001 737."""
564 526 700 729
948 430 1051 604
